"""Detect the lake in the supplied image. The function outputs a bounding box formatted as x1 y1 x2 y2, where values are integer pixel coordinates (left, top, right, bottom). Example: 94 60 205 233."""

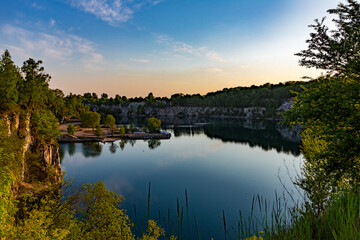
60 118 303 239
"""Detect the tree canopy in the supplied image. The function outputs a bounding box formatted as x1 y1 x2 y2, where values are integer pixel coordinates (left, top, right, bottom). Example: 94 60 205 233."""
295 0 360 76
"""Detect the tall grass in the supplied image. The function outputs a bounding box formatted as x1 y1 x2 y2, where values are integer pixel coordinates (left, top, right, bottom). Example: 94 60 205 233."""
130 182 360 239
237 188 360 240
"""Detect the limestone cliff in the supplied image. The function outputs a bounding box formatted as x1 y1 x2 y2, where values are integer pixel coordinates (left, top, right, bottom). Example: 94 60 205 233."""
2 111 62 193
89 102 271 119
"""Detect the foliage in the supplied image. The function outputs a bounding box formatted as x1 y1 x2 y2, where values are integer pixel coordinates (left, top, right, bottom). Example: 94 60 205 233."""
295 0 360 76
95 125 102 137
12 194 73 240
67 181 134 240
140 220 165 240
0 168 16 238
80 111 101 129
31 109 60 145
19 58 51 111
119 125 126 135
103 114 116 128
285 76 360 210
147 117 161 132
103 114 117 135
67 123 75 135
0 50 21 111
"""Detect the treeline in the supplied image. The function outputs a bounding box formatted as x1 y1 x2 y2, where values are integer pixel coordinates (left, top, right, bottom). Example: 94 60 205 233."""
80 81 311 111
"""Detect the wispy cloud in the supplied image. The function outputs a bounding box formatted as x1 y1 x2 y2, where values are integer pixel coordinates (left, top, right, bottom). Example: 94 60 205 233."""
130 58 149 63
156 34 226 63
50 19 56 27
204 67 223 73
69 0 165 25
1 24 104 70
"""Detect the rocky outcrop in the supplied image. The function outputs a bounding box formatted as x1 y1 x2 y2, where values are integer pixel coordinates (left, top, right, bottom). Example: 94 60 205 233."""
3 111 62 185
277 99 294 113
40 144 62 183
90 102 269 119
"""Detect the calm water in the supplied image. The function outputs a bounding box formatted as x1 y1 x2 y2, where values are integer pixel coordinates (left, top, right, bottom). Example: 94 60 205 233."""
60 118 302 239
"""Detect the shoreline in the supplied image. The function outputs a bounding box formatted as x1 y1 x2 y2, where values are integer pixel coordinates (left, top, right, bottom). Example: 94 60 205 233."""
58 122 171 143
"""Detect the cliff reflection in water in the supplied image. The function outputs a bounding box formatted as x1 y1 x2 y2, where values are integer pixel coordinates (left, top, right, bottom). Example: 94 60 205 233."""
161 119 301 156
60 118 301 157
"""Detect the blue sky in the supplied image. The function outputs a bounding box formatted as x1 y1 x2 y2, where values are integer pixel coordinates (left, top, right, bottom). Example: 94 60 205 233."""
0 0 343 97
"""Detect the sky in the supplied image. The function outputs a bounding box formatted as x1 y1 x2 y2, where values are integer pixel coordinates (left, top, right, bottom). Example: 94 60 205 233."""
0 0 344 97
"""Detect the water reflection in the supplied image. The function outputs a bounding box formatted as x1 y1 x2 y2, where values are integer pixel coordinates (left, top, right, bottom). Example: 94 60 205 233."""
82 142 102 158
119 139 127 150
68 143 76 156
163 119 301 156
148 139 161 150
61 119 301 156
109 142 118 154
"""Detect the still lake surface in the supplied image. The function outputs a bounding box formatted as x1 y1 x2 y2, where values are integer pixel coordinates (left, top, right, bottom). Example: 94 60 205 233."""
60 118 303 239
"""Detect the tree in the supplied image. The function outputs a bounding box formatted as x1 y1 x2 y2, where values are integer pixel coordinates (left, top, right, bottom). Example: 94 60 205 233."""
103 114 116 136
80 111 101 129
103 114 115 128
295 0 360 76
67 124 75 135
285 0 360 212
95 125 102 137
119 125 126 135
31 109 61 145
146 92 155 101
147 117 161 132
19 58 51 111
0 50 21 111
68 181 134 240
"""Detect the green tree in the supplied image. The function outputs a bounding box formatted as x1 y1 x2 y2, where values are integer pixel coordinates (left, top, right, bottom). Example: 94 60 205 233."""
19 58 51 111
80 111 101 129
285 0 360 213
95 125 102 137
0 50 21 111
147 117 161 132
119 125 126 135
295 0 360 76
31 109 60 145
103 114 116 136
67 123 75 135
68 181 134 240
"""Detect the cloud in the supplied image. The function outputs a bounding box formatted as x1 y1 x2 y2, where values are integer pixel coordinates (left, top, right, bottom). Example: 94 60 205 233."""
1 24 104 70
50 19 56 27
130 58 149 63
155 34 226 63
69 0 165 25
205 51 226 63
204 67 223 73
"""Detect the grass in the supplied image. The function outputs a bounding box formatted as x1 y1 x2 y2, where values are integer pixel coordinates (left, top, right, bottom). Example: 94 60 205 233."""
129 181 360 239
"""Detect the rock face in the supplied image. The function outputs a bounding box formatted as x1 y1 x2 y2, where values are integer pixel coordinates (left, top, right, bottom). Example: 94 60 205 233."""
3 112 62 185
90 102 269 119
40 144 62 183
277 99 294 113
